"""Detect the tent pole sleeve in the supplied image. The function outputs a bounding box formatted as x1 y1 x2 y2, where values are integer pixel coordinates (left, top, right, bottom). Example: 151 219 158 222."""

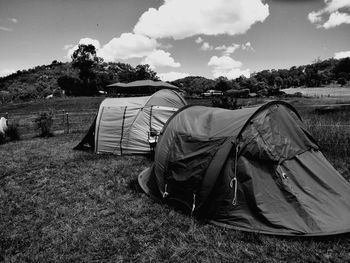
149 105 153 132
95 107 105 153
119 106 127 155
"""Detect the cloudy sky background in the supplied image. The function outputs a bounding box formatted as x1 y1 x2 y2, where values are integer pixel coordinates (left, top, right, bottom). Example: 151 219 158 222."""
1 0 350 81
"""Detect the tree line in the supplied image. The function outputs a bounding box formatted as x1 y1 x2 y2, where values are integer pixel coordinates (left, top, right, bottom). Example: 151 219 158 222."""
172 57 350 96
0 43 349 104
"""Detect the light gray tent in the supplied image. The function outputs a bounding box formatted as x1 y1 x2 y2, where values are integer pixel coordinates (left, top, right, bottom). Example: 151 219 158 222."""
0 117 7 135
139 101 350 236
106 80 180 95
75 89 186 155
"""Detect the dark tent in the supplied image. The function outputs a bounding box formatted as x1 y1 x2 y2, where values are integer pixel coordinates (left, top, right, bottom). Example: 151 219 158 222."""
138 101 350 236
106 80 180 95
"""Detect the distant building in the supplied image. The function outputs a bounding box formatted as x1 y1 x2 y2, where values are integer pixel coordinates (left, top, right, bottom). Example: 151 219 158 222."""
202 89 223 96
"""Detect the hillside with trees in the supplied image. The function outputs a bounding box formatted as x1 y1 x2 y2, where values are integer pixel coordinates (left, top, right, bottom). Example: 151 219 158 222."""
0 44 159 104
172 58 350 96
1 43 349 104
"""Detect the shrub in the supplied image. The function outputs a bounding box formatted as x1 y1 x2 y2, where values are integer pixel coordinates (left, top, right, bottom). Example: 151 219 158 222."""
6 123 21 141
0 132 5 144
34 111 54 137
0 123 21 144
337 77 347 86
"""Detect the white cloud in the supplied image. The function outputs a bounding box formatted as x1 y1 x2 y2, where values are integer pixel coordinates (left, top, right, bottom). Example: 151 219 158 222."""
66 38 101 58
66 34 179 68
323 0 350 12
242 42 253 51
195 37 204 43
308 11 323 24
218 68 250 79
208 55 250 79
66 34 159 62
134 0 269 40
323 11 350 28
208 56 242 70
0 26 12 32
215 44 240 55
98 33 158 61
334 50 350 59
308 0 350 28
158 71 190 81
63 44 74 50
141 49 180 68
159 42 173 49
200 42 214 51
9 18 18 23
0 69 16 77
214 42 253 56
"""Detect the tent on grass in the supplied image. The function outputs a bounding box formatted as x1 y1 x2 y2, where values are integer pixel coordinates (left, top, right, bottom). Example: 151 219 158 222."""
106 80 180 95
74 89 187 155
0 117 7 135
138 101 350 236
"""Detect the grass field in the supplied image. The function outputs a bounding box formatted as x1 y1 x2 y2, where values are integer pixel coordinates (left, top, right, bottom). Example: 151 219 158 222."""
0 97 104 116
1 96 350 262
282 86 350 98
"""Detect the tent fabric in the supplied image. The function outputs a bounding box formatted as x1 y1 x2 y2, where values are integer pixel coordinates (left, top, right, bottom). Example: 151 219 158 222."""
0 117 7 134
138 101 350 236
107 80 180 95
74 116 97 151
75 89 186 155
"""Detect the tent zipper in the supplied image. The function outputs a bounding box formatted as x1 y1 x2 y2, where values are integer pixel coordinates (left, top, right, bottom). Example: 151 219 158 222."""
191 193 196 217
163 184 169 198
230 144 239 205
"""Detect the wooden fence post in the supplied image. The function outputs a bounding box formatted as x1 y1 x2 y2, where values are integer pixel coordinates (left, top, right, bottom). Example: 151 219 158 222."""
66 112 69 134
62 110 65 133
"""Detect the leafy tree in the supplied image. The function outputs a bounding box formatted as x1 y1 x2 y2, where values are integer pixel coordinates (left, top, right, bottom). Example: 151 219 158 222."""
334 57 350 77
57 75 83 96
135 64 159 81
71 44 102 95
114 63 137 83
255 81 269 96
215 77 230 92
236 76 249 89
94 71 116 92
337 72 349 81
172 76 215 95
337 77 347 86
0 90 12 103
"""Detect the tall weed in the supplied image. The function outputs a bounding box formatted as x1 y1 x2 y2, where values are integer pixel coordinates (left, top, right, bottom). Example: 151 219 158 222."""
6 123 21 141
0 123 21 144
0 132 5 144
302 109 350 158
34 111 54 137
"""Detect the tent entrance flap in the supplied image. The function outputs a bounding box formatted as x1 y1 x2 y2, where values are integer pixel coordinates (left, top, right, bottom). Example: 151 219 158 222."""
74 115 97 151
96 106 126 154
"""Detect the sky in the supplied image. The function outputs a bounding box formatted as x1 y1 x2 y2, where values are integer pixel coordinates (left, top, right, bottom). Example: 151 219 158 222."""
0 0 350 81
